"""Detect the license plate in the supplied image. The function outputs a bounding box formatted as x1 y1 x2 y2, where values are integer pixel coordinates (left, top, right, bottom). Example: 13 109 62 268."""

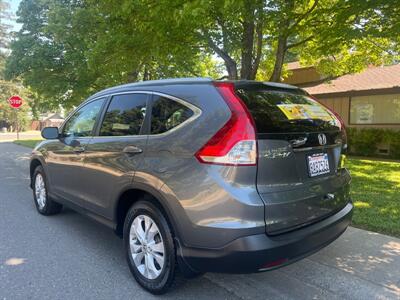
307 153 330 177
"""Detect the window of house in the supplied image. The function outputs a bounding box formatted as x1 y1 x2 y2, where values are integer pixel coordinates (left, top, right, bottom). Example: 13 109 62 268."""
100 94 147 136
150 96 194 134
350 94 400 124
62 98 105 138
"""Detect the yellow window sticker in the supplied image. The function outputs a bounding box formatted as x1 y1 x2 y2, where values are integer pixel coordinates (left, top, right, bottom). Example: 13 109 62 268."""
277 104 333 121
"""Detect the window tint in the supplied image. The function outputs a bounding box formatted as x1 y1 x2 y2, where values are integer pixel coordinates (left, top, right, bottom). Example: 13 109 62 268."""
236 89 340 133
100 94 147 136
151 96 194 134
62 98 105 138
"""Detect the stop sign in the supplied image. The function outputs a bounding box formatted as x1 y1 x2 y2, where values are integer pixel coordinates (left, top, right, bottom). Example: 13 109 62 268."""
8 95 23 108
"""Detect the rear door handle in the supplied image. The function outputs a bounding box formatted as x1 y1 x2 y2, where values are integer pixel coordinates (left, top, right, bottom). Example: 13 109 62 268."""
289 137 308 147
123 145 143 155
73 146 85 153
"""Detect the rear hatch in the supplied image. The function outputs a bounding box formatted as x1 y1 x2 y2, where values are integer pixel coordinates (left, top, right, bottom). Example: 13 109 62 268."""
235 83 349 235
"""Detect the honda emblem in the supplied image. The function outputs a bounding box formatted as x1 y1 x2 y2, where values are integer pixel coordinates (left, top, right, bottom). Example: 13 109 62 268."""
318 133 327 146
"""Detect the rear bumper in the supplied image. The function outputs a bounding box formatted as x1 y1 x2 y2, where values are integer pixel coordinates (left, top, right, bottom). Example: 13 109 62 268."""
179 202 353 274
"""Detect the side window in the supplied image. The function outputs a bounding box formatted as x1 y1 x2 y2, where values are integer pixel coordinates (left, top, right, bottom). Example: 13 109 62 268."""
151 96 194 134
62 98 105 138
100 93 147 136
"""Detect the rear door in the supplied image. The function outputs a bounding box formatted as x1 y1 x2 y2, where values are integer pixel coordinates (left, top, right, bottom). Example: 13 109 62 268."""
236 84 349 234
81 93 149 219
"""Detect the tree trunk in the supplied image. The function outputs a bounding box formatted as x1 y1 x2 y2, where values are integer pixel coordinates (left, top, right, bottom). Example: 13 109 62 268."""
250 20 263 80
128 69 139 82
226 61 238 80
269 35 287 82
204 34 238 80
269 0 294 82
143 65 150 81
240 6 255 79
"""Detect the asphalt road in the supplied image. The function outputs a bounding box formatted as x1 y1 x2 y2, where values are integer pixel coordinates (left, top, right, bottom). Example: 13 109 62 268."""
1 142 399 300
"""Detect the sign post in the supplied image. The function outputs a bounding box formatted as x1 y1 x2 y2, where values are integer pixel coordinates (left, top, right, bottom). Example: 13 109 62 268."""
7 95 23 140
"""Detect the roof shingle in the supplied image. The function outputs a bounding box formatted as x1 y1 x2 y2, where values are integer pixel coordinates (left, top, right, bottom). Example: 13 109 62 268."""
304 64 400 95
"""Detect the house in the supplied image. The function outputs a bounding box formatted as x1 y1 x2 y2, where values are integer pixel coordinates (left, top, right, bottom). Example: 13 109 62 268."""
284 63 400 130
31 113 64 130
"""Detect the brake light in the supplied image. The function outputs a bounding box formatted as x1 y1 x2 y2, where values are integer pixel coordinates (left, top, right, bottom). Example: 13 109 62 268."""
195 82 257 166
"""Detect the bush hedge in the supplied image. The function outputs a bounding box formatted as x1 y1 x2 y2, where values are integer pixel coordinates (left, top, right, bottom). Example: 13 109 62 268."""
346 128 400 159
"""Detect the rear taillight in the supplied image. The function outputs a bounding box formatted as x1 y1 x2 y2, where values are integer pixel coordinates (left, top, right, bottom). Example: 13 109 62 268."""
195 82 257 166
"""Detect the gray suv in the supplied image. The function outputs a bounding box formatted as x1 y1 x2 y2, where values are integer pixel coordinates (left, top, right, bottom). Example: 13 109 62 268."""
30 78 352 294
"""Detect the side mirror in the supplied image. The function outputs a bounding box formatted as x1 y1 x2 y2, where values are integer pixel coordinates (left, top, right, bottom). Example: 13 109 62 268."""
41 127 59 140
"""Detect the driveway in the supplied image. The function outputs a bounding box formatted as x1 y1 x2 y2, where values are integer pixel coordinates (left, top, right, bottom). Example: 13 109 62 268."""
0 142 399 300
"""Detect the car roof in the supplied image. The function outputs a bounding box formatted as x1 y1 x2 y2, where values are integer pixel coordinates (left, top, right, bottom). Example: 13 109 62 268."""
88 78 213 100
87 77 303 101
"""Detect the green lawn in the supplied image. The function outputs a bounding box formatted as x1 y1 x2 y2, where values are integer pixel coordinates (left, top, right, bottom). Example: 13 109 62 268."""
347 157 400 237
11 139 400 237
13 139 43 148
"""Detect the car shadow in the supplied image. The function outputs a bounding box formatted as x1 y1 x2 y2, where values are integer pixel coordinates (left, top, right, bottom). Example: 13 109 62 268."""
47 207 241 299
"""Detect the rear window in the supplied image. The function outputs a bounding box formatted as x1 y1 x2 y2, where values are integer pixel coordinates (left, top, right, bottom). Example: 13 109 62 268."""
236 89 340 133
151 96 194 134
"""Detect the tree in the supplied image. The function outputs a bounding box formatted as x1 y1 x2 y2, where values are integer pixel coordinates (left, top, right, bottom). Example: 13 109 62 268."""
297 0 400 78
179 0 399 81
4 0 399 110
0 0 32 131
5 0 222 108
5 0 98 109
0 0 11 49
187 0 266 80
1 49 32 131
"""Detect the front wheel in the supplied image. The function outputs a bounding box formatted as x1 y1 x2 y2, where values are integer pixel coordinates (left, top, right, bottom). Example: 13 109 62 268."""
32 165 63 215
123 200 176 294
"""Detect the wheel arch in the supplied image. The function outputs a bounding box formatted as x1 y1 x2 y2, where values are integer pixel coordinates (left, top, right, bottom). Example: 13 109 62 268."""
30 158 43 188
114 184 200 276
114 184 180 241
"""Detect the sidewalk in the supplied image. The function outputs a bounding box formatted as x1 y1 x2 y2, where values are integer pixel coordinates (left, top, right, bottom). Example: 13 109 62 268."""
206 227 400 299
0 130 41 142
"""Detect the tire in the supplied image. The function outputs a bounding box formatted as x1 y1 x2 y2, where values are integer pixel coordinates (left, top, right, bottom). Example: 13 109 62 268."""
32 165 63 215
123 199 176 294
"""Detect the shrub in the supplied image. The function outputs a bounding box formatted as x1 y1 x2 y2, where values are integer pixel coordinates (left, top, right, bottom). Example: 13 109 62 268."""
346 128 400 159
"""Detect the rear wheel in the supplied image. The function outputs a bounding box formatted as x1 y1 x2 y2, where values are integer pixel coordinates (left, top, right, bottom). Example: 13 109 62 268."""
123 200 176 294
32 166 63 215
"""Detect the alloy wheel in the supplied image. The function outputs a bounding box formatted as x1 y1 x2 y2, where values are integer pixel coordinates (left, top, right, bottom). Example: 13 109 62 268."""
129 215 165 280
35 173 46 209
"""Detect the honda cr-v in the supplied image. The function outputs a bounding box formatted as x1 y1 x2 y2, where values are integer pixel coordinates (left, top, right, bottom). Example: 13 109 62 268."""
30 78 352 294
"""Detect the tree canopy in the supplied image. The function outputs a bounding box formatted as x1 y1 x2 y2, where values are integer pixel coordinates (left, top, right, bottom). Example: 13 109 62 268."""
4 0 400 109
1 0 32 130
0 0 12 50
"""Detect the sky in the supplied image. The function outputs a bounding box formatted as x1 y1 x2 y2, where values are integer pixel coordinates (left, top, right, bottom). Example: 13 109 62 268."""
5 0 22 32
